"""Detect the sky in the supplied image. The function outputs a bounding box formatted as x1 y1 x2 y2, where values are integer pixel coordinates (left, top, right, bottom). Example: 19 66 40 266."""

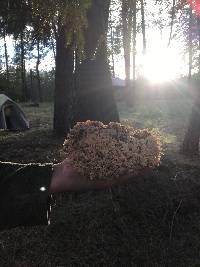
113 29 187 82
0 36 55 71
112 0 191 83
0 0 192 83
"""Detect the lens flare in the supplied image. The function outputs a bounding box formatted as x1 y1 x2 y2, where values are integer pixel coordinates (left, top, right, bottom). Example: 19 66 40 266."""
188 0 200 16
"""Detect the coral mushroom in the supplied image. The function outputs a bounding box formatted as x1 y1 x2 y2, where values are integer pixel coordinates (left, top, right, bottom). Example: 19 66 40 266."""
63 121 162 180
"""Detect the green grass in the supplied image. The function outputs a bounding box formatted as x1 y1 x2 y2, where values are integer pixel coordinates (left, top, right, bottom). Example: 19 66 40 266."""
22 102 54 128
0 98 195 164
118 98 192 149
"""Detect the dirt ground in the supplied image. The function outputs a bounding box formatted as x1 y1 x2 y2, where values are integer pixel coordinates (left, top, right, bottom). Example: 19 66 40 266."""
0 103 63 163
1 101 200 266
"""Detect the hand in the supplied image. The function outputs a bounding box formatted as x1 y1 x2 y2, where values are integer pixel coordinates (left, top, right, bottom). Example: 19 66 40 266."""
50 159 85 193
49 159 150 193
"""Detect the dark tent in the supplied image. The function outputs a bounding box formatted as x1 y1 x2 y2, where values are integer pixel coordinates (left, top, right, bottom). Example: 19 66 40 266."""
0 94 29 130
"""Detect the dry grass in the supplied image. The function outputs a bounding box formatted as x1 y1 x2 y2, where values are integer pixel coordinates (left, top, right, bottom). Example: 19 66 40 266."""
0 99 200 266
0 103 63 163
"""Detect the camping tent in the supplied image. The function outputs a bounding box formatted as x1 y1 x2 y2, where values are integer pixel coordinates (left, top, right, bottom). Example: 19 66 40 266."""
0 94 29 130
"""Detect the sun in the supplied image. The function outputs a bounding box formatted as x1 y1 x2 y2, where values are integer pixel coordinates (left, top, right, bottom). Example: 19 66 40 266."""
141 47 182 84
112 30 186 82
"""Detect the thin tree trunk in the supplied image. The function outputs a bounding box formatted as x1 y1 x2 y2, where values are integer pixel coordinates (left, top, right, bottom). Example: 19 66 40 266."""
132 0 137 81
51 36 56 62
110 25 115 76
122 0 131 88
197 17 200 74
36 40 42 102
20 32 27 101
30 69 33 101
3 27 9 82
188 7 193 81
141 0 146 54
53 26 74 136
122 0 132 106
131 0 137 106
168 0 176 47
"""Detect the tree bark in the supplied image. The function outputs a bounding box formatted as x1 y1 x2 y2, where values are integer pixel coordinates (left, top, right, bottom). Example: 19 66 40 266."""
29 69 34 102
141 0 146 55
20 32 27 101
188 7 193 80
197 17 200 74
51 35 56 62
122 0 133 106
54 0 119 135
110 25 115 77
53 26 74 136
132 0 137 85
168 0 175 47
36 39 42 102
75 0 119 124
181 99 200 155
3 27 9 82
122 0 131 88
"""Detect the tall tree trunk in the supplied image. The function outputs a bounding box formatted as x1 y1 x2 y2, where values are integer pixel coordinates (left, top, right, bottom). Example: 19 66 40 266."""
197 17 200 74
29 69 34 102
75 0 119 123
140 0 146 55
131 0 137 106
188 7 193 81
122 0 132 106
132 0 137 81
20 32 27 101
51 36 56 62
53 26 74 136
36 39 42 102
181 99 200 155
168 0 176 47
3 27 9 82
181 10 200 155
110 25 115 76
122 0 131 88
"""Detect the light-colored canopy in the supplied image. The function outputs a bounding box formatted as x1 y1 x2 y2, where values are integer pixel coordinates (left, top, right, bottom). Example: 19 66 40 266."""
0 94 29 130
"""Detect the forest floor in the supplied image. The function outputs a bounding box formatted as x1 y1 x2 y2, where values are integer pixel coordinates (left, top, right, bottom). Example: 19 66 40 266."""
0 98 197 164
1 98 200 266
